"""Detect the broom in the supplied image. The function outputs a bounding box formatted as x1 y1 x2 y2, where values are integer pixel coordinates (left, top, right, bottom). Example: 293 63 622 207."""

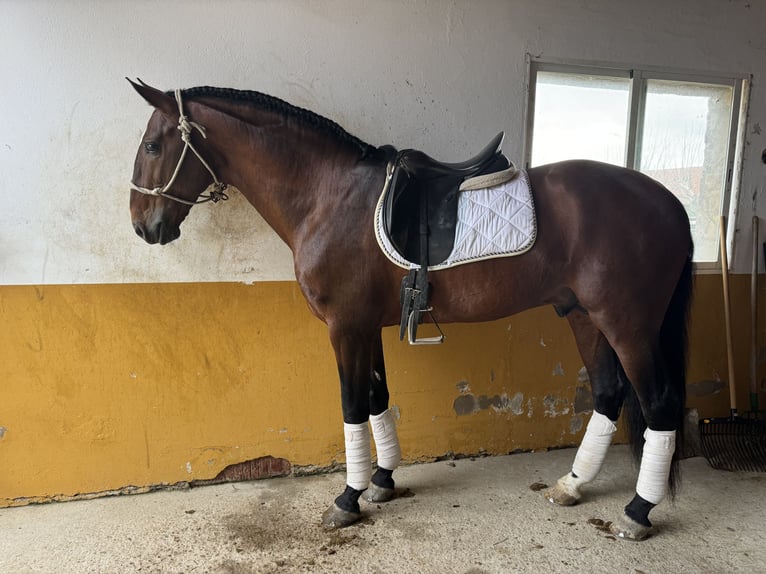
699 215 766 472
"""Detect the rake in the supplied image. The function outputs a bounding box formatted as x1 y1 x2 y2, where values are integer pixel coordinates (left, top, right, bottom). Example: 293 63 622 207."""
699 216 766 472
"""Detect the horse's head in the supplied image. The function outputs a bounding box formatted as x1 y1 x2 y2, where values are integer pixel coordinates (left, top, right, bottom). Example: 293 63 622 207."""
128 79 227 245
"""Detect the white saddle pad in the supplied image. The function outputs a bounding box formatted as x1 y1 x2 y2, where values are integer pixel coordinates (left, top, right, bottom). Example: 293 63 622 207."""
374 169 537 270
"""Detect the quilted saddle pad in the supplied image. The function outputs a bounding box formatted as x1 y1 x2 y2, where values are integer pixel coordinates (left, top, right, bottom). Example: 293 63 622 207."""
374 169 537 270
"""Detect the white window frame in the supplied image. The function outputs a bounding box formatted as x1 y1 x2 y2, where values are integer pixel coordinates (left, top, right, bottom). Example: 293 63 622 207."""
523 59 749 271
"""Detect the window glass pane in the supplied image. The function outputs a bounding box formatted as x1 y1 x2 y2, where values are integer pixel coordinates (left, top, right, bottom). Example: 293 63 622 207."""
639 80 733 262
531 72 630 167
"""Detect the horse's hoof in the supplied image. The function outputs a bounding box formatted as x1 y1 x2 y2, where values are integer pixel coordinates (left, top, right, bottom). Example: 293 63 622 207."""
609 514 652 541
321 503 362 529
543 475 581 506
365 482 396 503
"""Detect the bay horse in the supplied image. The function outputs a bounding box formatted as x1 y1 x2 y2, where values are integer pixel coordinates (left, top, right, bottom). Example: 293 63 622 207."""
128 79 693 541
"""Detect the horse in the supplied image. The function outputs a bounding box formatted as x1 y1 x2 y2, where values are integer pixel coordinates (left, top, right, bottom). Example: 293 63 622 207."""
127 79 693 541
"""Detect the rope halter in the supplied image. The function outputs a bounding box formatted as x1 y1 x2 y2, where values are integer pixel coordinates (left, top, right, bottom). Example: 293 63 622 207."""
130 89 229 206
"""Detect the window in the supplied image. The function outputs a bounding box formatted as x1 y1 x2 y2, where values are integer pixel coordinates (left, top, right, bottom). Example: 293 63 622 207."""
525 62 746 264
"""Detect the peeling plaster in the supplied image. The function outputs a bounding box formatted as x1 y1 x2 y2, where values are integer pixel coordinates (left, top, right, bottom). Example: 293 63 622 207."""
543 395 570 417
508 392 525 415
453 392 526 416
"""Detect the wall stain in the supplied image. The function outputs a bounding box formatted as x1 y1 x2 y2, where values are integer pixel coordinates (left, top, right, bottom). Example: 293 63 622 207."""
574 385 593 413
453 392 525 416
569 415 584 434
688 379 725 397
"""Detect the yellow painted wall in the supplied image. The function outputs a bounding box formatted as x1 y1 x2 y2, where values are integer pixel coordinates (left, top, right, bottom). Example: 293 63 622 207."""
1 274 763 506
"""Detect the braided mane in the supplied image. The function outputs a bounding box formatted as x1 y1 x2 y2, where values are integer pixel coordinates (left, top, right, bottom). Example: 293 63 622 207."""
177 86 376 158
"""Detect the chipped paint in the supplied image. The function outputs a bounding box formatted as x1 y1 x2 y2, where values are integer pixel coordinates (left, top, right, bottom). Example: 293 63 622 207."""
552 362 564 377
456 380 471 394
0 427 6 439
508 392 525 415
577 366 590 384
543 395 570 417
453 392 526 416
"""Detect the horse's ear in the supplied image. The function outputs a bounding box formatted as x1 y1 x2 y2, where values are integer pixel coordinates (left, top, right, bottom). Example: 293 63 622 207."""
126 78 178 118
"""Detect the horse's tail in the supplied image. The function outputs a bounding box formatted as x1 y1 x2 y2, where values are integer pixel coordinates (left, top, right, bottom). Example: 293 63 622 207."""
622 245 694 498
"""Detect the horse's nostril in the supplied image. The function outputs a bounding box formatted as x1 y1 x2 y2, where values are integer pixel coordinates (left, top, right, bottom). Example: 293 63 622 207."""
133 222 146 239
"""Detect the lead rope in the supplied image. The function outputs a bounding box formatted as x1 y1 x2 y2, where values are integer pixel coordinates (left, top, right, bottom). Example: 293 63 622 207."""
130 89 229 206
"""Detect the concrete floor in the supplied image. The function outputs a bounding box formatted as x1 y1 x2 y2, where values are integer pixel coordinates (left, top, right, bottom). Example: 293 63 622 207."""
1 446 764 574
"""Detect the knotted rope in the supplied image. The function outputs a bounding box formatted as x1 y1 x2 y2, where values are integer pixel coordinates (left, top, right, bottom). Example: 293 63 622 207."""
130 89 229 206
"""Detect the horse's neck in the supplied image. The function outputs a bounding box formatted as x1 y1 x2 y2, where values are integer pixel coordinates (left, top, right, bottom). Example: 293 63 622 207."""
204 104 376 249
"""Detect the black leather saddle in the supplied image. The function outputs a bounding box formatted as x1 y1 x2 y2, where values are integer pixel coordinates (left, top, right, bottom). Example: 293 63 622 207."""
380 132 510 344
383 132 509 266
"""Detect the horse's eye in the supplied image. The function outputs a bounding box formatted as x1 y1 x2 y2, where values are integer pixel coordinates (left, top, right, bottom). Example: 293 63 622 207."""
144 141 160 154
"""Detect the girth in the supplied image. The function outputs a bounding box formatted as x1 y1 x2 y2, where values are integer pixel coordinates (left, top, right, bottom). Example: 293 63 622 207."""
380 132 510 344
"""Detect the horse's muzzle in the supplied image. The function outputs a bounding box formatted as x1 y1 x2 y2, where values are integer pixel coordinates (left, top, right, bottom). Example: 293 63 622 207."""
133 221 180 245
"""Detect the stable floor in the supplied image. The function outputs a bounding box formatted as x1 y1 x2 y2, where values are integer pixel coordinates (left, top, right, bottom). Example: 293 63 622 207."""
1 446 763 573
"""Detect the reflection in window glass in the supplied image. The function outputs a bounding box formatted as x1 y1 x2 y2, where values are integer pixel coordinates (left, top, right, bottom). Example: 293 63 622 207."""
531 72 630 167
639 80 733 261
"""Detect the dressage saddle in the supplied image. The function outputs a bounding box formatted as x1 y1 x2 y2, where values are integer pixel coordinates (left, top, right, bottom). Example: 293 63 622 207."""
381 132 510 344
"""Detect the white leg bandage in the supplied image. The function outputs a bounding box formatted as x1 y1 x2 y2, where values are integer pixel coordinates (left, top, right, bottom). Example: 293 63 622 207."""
571 411 618 482
636 428 676 505
370 409 402 471
344 422 371 491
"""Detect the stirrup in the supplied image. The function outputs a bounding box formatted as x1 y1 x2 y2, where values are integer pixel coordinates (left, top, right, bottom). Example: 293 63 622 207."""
406 307 445 345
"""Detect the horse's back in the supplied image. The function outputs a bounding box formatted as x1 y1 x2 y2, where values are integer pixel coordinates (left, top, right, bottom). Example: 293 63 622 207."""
529 159 691 256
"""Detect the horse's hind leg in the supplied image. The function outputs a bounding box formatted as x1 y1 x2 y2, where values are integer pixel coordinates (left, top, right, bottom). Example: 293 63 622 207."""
545 309 625 506
608 339 681 541
366 331 402 503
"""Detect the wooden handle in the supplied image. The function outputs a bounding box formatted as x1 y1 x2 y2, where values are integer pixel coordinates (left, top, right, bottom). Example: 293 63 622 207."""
720 215 737 414
752 215 759 396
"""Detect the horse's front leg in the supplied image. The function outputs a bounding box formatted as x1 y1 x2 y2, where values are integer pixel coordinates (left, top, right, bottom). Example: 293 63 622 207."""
321 327 401 528
366 331 401 503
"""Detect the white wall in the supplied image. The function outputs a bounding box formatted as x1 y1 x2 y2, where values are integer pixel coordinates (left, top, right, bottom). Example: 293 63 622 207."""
2 0 765 284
